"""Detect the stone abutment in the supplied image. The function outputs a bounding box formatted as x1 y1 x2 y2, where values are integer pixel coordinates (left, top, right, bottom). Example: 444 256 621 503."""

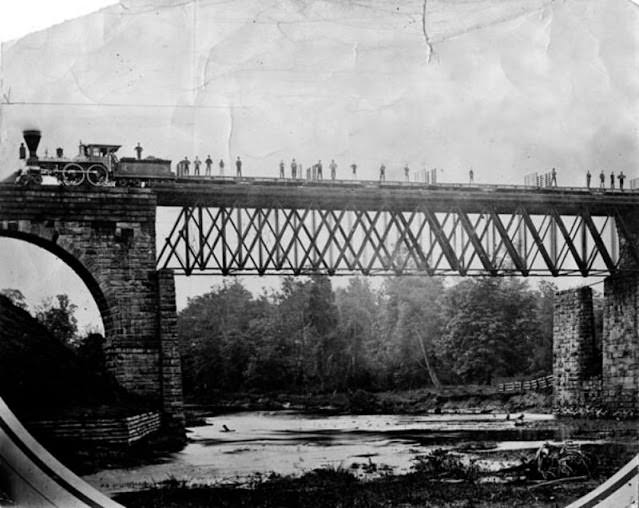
0 186 184 438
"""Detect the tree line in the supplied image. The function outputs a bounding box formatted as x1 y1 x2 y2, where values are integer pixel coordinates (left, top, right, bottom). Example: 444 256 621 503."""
178 276 562 397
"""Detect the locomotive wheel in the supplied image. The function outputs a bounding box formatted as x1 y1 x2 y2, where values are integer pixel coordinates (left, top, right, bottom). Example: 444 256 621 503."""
62 163 85 186
87 164 108 186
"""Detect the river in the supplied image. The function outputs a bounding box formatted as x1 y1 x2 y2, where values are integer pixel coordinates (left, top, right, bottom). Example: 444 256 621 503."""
83 410 632 494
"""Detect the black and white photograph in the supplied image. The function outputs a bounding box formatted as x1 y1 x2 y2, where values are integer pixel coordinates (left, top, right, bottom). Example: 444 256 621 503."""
1 0 638 506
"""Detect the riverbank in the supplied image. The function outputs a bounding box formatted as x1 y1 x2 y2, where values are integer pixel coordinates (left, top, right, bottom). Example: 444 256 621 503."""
185 386 552 424
112 465 602 508
110 434 639 507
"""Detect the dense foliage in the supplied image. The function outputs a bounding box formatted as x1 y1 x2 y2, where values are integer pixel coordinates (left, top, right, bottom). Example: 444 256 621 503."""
178 276 560 396
0 294 124 416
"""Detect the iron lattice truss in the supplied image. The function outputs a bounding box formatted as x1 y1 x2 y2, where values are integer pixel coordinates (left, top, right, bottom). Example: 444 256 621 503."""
157 205 633 277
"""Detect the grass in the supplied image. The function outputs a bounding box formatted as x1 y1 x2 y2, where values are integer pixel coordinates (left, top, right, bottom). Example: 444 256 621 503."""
113 466 600 508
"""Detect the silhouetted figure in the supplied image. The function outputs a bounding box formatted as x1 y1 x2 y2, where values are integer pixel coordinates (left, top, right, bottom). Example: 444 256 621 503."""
205 155 213 176
279 160 285 178
405 165 410 181
610 171 615 189
182 156 190 176
330 159 337 180
619 171 626 191
506 411 510 421
599 170 605 189
351 163 357 180
586 170 591 188
316 160 323 180
469 168 474 184
221 424 235 433
291 158 297 179
236 156 242 177
379 164 386 182
219 159 225 176
551 167 557 187
19 143 26 160
193 156 201 176
135 142 143 160
56 147 64 158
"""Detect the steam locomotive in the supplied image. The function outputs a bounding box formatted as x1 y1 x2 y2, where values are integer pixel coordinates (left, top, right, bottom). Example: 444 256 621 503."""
14 129 173 187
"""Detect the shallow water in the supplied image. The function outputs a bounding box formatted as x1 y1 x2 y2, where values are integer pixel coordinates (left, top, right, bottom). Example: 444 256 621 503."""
82 410 623 494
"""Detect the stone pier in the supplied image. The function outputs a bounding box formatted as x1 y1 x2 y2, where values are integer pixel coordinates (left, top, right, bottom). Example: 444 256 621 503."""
554 278 639 418
553 287 601 414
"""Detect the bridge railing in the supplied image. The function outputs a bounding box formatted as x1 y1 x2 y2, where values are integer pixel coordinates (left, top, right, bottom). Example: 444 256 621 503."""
496 375 554 394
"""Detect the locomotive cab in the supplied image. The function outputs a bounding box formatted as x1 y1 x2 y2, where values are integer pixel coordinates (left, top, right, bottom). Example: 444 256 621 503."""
81 144 121 173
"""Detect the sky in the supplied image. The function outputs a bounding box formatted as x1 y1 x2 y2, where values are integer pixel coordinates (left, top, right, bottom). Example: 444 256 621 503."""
0 0 637 331
0 1 116 43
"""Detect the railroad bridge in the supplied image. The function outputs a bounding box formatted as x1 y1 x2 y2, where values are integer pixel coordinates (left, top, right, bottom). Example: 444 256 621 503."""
2 179 639 433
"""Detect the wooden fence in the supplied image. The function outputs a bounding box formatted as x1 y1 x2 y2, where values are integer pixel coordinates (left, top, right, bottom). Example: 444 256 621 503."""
497 375 554 394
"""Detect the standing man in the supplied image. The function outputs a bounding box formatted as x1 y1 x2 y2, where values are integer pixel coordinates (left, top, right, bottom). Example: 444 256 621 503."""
404 164 410 182
599 170 605 189
469 168 474 184
236 156 242 177
351 163 357 180
205 154 213 176
182 156 190 176
551 167 557 187
18 142 26 160
219 158 225 176
610 171 615 189
316 160 323 180
291 158 298 179
330 159 337 180
619 171 626 191
586 170 591 188
379 163 386 182
279 160 285 179
135 142 143 160
193 156 201 176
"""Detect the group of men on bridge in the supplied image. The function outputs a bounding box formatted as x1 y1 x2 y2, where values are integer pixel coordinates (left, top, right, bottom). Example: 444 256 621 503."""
279 159 346 181
176 156 243 177
278 159 417 182
586 170 627 191
168 152 629 191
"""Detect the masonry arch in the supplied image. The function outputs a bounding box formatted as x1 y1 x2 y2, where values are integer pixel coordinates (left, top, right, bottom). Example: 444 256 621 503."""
0 231 111 337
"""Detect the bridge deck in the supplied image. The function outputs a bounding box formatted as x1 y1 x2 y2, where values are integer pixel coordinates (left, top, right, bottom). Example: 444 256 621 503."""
2 180 639 215
150 178 639 214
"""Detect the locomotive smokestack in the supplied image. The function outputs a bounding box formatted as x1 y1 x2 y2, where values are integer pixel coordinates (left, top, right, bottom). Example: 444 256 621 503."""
23 129 41 163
